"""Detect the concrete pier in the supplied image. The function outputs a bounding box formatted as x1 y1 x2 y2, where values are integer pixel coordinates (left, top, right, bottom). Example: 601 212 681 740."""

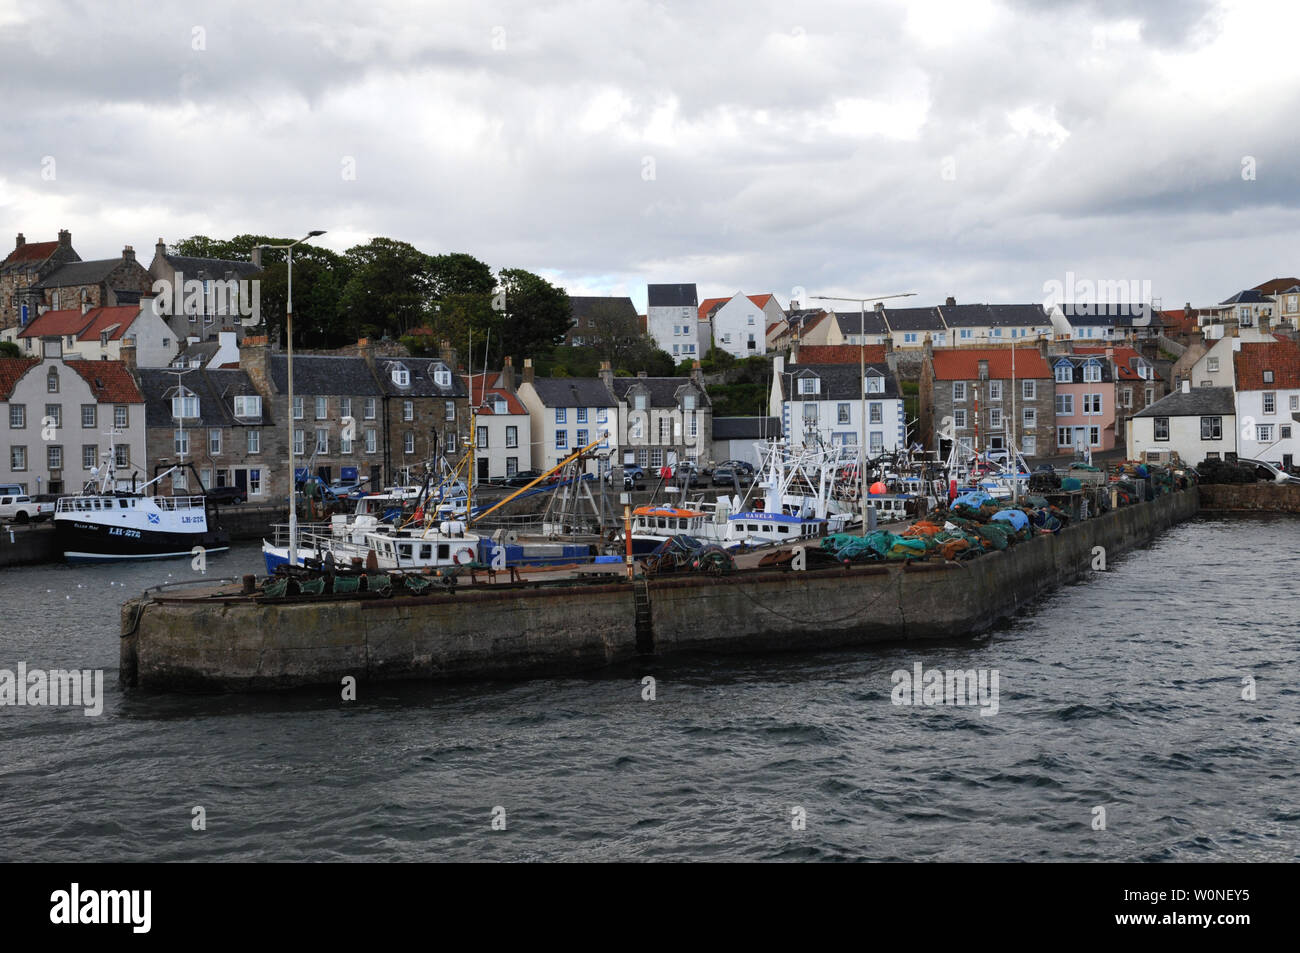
122 488 1200 692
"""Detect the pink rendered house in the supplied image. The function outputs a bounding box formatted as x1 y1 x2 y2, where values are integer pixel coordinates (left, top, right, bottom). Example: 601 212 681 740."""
1050 354 1116 453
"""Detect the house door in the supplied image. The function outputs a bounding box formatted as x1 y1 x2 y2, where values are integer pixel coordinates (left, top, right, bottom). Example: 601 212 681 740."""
477 458 489 481
234 469 247 491
1073 426 1088 450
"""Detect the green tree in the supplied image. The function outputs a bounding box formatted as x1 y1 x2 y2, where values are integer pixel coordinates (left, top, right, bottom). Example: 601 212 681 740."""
337 238 434 339
0 341 21 358
496 268 571 366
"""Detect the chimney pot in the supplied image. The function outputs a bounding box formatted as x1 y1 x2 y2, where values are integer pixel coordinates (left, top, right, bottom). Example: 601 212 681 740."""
57 229 71 247
945 296 956 308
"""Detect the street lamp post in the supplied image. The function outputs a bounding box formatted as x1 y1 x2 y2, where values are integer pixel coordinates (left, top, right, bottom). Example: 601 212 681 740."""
812 292 915 534
255 230 326 567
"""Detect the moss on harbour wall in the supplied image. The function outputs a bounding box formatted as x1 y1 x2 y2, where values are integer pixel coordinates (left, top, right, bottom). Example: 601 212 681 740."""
122 488 1200 692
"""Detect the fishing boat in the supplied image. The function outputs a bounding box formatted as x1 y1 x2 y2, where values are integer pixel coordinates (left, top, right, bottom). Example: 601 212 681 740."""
53 453 229 563
263 513 481 573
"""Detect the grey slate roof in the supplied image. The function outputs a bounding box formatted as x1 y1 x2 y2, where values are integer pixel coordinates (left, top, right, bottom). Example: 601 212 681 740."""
940 303 1049 328
834 310 889 335
375 357 466 398
1219 289 1270 305
1134 386 1235 418
1058 303 1150 327
569 295 637 323
712 416 780 440
160 254 262 281
780 362 900 400
529 377 617 407
139 368 268 428
882 306 944 331
32 258 125 288
608 376 709 408
1051 354 1114 383
647 283 698 308
270 355 383 397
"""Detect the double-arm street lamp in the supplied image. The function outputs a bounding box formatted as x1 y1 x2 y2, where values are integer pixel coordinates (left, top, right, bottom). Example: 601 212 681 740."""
811 292 916 534
255 230 326 566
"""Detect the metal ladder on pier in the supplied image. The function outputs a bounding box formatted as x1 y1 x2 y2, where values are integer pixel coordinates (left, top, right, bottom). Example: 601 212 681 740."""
632 574 654 655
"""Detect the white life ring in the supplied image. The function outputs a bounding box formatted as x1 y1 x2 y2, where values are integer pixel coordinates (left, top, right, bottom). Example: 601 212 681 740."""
455 548 475 566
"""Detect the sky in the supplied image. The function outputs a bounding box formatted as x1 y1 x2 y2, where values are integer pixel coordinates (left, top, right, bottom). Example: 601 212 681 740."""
2 0 1298 315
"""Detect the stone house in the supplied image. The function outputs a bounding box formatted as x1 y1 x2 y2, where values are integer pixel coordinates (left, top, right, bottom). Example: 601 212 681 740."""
0 231 82 330
22 245 153 323
147 239 263 342
372 349 469 486
920 344 1054 459
602 363 710 470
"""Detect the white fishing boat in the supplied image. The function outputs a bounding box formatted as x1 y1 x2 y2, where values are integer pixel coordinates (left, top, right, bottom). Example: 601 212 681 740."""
54 451 229 563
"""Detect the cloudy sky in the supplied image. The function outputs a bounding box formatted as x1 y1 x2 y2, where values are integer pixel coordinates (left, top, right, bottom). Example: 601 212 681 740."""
2 0 1297 314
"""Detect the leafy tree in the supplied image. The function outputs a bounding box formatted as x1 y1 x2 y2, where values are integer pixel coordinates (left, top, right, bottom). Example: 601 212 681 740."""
0 341 21 358
496 268 571 366
337 238 434 339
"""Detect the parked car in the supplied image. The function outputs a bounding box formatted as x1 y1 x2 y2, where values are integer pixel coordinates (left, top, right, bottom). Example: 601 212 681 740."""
204 485 247 505
504 469 546 487
0 494 54 523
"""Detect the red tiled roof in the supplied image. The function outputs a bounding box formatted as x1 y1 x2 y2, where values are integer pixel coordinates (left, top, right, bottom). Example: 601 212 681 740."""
931 347 1052 380
65 360 143 403
2 240 59 267
794 344 887 365
698 293 775 322
75 305 139 342
463 373 525 415
1251 277 1300 295
16 308 94 338
0 358 39 400
766 321 782 336
1073 345 1146 380
698 296 728 321
1233 339 1300 391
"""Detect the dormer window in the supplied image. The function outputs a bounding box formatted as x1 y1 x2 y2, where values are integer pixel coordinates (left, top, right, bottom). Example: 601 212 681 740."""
1083 362 1102 383
171 389 199 419
233 395 262 418
633 393 648 410
494 398 507 415
1055 362 1072 384
100 332 110 346
682 393 696 410
865 371 884 394
433 367 452 388
391 364 410 387
797 376 819 395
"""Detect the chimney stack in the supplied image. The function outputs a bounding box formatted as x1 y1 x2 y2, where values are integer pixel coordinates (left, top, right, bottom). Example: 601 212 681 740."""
14 233 24 250
1260 310 1271 334
690 359 704 387
438 339 457 369
523 357 535 384
251 245 262 269
122 245 135 263
598 360 614 389
120 339 138 374
239 334 273 394
500 356 516 392
156 237 166 260
57 229 71 247
945 296 956 308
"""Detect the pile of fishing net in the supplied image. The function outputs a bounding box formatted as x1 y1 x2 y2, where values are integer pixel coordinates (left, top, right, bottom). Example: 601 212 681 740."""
820 530 929 563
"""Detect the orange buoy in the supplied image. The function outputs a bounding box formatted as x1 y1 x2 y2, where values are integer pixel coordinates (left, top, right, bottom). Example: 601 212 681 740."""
869 481 887 496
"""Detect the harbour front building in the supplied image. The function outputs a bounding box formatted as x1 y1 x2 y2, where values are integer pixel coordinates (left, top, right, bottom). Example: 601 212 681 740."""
0 339 145 495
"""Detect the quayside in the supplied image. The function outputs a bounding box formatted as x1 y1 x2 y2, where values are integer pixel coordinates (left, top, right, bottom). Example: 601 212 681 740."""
120 488 1199 692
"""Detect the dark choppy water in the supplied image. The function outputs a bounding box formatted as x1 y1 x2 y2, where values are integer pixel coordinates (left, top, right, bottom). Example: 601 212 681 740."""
1 516 1297 862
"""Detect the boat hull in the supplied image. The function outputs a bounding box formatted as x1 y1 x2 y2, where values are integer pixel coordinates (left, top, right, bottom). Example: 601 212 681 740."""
56 518 229 563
